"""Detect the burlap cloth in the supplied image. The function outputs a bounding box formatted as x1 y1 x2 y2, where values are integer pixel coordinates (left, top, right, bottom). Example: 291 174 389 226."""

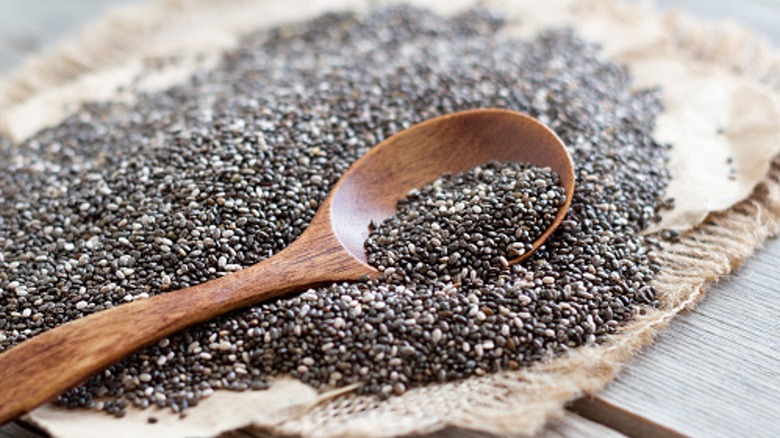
2 0 779 436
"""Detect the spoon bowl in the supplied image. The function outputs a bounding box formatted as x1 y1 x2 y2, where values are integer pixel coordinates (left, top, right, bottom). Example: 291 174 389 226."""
0 108 573 424
329 108 574 264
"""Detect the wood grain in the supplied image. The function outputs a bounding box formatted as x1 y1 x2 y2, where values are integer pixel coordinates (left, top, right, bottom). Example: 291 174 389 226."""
0 423 41 438
0 108 573 425
534 413 628 438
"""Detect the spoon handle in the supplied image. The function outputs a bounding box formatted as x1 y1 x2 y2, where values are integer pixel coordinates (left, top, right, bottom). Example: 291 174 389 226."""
0 233 370 424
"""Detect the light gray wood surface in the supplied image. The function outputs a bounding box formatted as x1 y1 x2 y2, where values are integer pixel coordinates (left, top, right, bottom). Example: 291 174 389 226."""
538 414 628 438
0 423 41 438
0 1 779 437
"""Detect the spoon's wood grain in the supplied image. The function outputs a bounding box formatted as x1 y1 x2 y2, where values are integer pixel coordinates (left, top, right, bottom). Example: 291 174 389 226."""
0 108 573 424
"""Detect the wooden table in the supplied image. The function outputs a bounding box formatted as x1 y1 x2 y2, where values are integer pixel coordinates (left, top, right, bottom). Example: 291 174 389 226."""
1 1 778 437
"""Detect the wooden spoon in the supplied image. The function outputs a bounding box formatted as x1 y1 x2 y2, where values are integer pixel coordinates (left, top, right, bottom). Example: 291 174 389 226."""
0 108 574 424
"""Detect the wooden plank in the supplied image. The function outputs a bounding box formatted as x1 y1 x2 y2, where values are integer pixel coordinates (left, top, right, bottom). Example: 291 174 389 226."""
533 413 628 438
0 423 43 438
579 237 780 437
572 397 686 438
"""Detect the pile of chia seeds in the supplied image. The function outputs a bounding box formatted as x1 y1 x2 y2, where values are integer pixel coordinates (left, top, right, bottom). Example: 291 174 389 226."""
0 7 669 417
366 161 566 285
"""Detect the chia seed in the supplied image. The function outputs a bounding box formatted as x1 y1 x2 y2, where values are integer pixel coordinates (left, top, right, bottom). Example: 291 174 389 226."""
0 6 668 417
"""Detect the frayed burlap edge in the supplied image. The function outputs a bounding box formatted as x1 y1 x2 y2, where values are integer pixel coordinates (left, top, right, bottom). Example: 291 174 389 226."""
1 0 778 437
